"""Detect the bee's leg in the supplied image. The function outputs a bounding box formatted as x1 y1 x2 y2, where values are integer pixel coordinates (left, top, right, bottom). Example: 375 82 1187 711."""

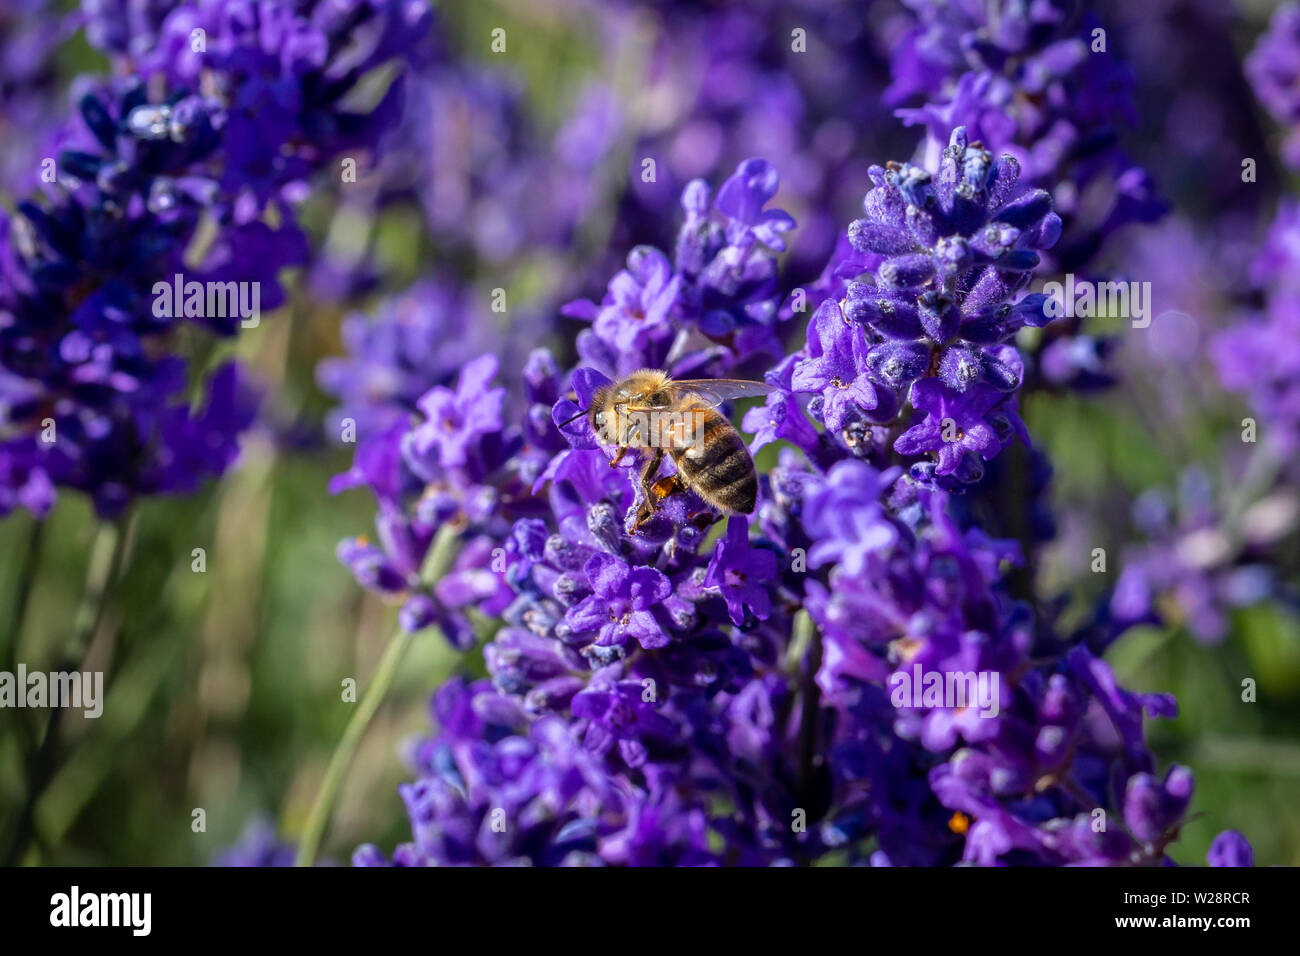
686 510 717 533
608 445 628 468
632 449 665 531
650 476 683 502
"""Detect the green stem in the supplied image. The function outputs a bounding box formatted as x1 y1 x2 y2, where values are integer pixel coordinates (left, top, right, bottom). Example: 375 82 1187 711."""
792 609 822 834
3 518 45 676
294 523 462 867
2 514 131 865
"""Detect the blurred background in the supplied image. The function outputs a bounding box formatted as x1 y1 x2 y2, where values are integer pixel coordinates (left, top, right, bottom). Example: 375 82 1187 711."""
1 0 1297 865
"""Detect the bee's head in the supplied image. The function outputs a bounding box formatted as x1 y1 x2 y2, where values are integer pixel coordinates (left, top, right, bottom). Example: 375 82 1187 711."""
589 384 611 438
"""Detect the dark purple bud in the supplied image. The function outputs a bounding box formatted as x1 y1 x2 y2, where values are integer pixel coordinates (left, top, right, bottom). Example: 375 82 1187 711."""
1024 211 1062 249
848 219 914 255
953 452 984 483
970 222 1020 260
958 307 1007 344
981 351 1022 391
885 162 934 208
1014 293 1052 328
866 341 929 388
961 266 1010 315
551 573 584 608
878 254 934 290
987 155 1021 209
997 249 1040 272
994 189 1053 229
544 534 588 571
847 293 923 339
938 345 985 390
81 92 119 150
587 502 622 551
919 291 961 343
932 235 970 278
906 201 945 248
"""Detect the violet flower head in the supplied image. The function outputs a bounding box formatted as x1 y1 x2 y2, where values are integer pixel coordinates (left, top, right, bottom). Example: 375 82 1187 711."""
564 158 795 377
887 0 1162 270
1212 201 1300 460
212 818 297 867
342 123 1223 866
1247 3 1300 168
407 356 507 471
564 247 681 360
791 127 1050 483
1 3 429 518
1207 830 1255 868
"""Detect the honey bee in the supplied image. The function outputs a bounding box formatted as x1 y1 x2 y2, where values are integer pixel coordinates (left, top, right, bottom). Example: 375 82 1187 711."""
563 370 773 529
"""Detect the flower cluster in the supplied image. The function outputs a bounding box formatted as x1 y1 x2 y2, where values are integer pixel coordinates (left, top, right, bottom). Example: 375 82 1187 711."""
341 154 1246 866
752 128 1055 487
1110 470 1289 644
885 0 1163 272
1212 201 1300 462
0 1 429 518
328 350 550 648
563 158 795 377
315 280 552 446
0 1 68 192
1247 3 1300 170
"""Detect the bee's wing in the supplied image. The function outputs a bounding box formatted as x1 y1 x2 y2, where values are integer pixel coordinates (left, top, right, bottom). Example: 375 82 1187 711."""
669 379 775 408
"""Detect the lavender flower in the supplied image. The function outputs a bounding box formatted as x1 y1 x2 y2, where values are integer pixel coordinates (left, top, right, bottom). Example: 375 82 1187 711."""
563 551 672 649
564 158 795 378
1212 202 1300 460
1110 472 1288 644
770 127 1054 485
0 3 429 517
886 0 1163 270
350 157 1214 868
1207 830 1255 867
212 818 297 868
1247 3 1300 169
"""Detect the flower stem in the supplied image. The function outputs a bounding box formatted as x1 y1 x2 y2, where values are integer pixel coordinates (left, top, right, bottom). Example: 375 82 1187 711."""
792 609 823 837
294 523 462 867
3 517 46 676
2 514 131 865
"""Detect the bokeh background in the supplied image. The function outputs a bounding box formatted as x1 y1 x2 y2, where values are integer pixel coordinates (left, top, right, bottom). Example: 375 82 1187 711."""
1 0 1297 865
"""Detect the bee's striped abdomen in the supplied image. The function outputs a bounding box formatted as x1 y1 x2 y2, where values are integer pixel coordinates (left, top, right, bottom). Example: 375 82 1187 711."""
671 409 758 513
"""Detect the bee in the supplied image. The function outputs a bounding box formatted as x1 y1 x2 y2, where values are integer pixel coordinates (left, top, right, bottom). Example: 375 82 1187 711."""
562 370 773 529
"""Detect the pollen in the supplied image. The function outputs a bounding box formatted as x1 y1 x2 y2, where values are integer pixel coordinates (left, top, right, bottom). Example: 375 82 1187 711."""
948 811 971 835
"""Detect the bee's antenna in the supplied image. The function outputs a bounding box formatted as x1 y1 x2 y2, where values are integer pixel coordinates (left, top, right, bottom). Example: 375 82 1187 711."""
557 407 588 428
